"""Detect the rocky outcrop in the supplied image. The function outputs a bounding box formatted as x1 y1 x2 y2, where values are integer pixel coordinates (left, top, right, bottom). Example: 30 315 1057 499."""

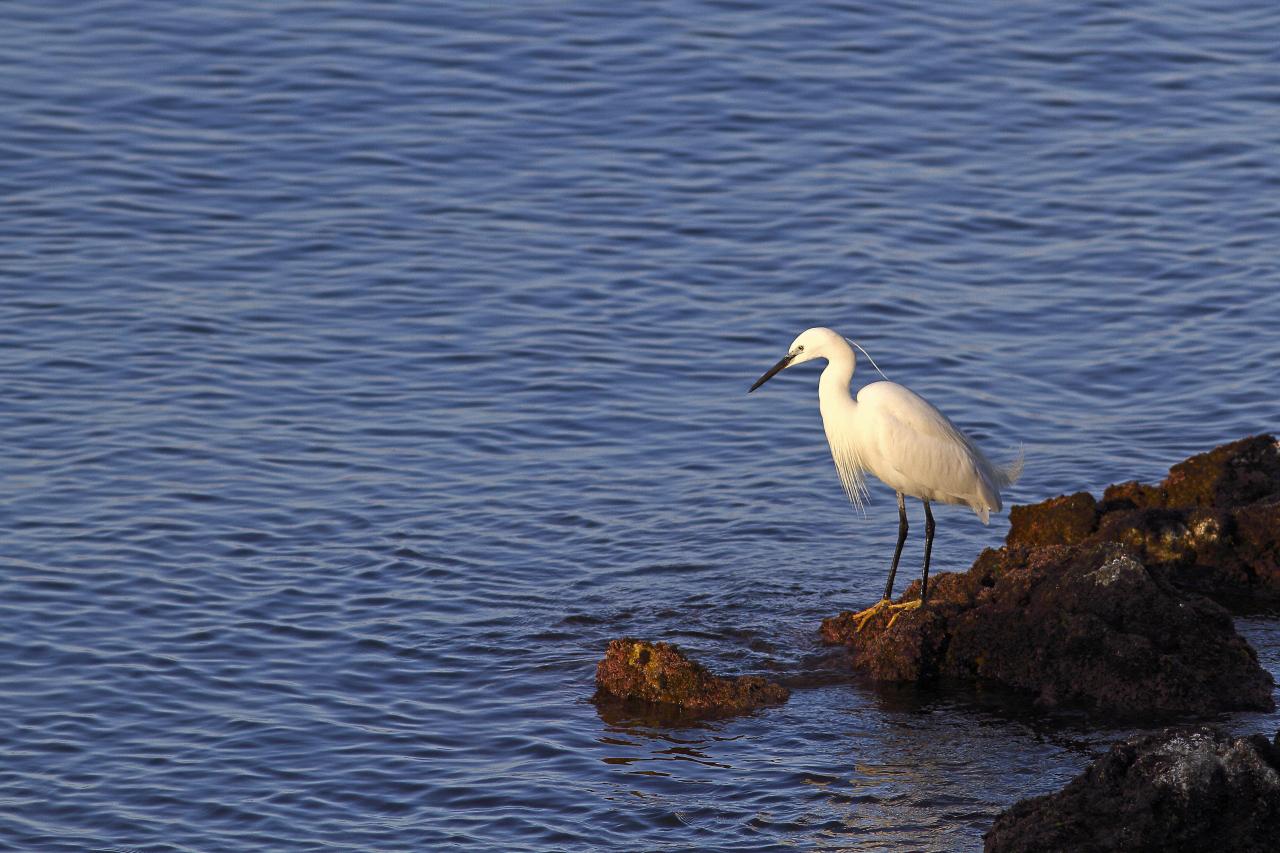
593 638 789 718
820 542 1274 716
1007 434 1280 605
985 727 1280 852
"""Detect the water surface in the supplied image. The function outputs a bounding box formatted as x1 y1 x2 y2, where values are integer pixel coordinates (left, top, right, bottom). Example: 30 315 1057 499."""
2 1 1279 850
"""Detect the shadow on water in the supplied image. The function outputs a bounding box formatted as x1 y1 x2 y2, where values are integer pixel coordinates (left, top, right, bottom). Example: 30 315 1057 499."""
855 673 1252 735
592 693 732 731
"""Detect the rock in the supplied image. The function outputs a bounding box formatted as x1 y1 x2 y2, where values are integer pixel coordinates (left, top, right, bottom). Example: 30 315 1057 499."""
1162 434 1280 509
1235 499 1280 591
593 638 789 717
985 727 1280 853
820 543 1274 716
1007 491 1099 547
1010 434 1280 606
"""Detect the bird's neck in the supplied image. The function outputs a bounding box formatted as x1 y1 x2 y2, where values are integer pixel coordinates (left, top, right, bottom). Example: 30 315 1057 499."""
818 346 856 412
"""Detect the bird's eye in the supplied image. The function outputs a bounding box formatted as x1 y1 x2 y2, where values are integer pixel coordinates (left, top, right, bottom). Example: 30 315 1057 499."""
796 345 804 352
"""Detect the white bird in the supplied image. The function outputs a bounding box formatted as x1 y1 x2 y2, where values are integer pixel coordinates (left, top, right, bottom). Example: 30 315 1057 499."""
749 327 1022 627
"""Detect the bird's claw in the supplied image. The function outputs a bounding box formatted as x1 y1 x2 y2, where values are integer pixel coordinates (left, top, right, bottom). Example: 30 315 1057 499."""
884 598 923 630
848 597 923 632
849 599 889 631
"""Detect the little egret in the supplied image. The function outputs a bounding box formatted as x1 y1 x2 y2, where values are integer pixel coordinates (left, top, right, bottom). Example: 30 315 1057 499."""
749 327 1022 627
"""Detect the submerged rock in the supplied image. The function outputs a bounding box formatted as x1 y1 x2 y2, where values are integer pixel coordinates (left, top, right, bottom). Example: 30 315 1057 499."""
1008 434 1280 605
820 542 1274 716
593 638 789 717
985 727 1280 853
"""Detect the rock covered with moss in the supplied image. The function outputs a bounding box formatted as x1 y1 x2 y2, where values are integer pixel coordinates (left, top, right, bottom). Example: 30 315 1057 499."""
1007 434 1280 605
593 638 789 717
985 727 1280 852
820 542 1274 716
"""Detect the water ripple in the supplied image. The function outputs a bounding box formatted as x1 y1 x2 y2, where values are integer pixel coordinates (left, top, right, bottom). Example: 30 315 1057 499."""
1 0 1278 850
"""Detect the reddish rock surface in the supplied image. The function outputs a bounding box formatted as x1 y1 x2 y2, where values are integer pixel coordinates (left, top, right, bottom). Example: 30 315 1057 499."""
594 638 789 717
985 727 1280 853
820 542 1274 716
1008 434 1280 605
1007 491 1099 548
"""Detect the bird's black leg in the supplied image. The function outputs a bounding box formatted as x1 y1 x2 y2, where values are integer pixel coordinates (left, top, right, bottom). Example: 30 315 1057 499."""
883 492 908 600
921 499 935 604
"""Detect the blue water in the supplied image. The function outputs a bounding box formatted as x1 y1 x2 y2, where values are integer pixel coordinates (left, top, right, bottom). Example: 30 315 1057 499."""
2 1 1279 850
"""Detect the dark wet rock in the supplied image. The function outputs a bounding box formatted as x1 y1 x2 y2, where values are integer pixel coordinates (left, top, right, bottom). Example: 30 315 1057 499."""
1007 491 1099 548
820 542 1274 716
1235 500 1280 587
1007 435 1280 605
1162 434 1280 509
593 638 789 717
985 727 1280 853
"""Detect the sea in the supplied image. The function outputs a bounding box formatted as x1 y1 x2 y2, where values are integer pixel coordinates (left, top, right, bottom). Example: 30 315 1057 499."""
2 1 1278 850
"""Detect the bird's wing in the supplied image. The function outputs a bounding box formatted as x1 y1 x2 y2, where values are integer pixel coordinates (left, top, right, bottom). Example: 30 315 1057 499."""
857 382 1003 512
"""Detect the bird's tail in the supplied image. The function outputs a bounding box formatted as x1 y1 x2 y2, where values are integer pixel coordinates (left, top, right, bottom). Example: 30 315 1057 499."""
996 445 1025 488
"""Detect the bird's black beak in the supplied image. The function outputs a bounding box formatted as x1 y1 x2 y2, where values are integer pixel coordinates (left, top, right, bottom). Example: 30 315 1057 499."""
748 353 794 393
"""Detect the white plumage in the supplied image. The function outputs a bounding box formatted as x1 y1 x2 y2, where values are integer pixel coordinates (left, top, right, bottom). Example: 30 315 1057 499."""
828 380 1019 523
749 326 1021 616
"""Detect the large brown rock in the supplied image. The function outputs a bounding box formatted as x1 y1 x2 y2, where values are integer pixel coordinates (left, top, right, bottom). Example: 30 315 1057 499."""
985 727 1280 852
820 543 1274 716
1161 434 1280 508
1008 435 1280 605
593 638 789 718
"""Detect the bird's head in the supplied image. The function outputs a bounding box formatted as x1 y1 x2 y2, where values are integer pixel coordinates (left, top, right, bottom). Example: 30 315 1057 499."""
748 327 844 392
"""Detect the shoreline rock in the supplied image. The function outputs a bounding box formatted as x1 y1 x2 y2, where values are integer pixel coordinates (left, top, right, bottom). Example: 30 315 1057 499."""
1008 434 1280 606
985 727 1280 852
593 638 789 718
820 542 1274 716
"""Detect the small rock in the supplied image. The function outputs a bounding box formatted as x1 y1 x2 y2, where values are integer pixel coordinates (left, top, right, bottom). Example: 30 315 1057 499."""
1101 479 1164 511
985 727 1280 852
593 638 789 717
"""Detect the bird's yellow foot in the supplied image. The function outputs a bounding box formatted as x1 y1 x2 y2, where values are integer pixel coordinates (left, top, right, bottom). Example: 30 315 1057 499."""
849 599 891 631
885 598 923 630
848 598 924 632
